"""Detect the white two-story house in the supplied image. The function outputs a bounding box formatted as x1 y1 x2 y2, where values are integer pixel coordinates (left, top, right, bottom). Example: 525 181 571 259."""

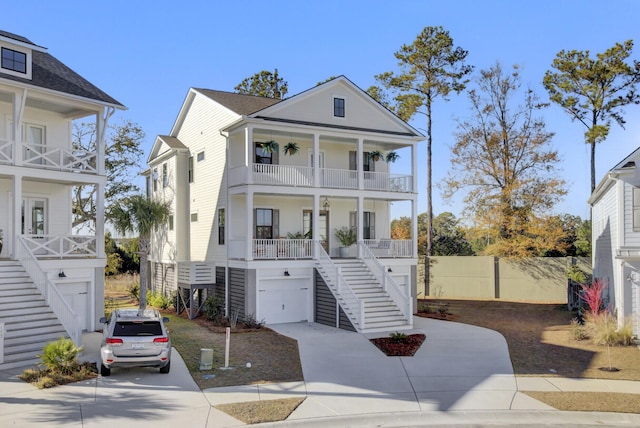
589 147 640 338
147 77 423 333
0 30 124 369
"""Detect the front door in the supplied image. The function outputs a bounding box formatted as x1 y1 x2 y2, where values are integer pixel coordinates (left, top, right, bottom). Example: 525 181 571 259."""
303 209 329 251
22 197 47 236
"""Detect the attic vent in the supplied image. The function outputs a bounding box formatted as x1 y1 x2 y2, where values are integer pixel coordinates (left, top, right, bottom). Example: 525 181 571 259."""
622 161 635 168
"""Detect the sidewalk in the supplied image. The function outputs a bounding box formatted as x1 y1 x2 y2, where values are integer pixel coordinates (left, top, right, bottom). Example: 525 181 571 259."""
1 319 640 427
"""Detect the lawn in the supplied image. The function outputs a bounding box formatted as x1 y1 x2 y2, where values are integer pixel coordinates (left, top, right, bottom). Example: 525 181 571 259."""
421 298 640 413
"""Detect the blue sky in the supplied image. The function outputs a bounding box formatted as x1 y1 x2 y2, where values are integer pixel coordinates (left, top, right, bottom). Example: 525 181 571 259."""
6 0 640 221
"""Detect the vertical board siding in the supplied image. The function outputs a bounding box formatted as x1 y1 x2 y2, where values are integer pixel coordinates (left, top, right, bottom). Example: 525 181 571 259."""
215 266 226 298
229 267 246 322
152 262 176 296
314 270 355 332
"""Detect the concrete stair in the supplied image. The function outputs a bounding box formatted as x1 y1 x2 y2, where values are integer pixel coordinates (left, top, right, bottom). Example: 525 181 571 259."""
0 260 67 371
320 258 411 333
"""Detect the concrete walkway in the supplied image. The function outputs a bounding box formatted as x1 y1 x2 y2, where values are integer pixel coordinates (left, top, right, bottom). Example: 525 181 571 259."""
1 317 640 427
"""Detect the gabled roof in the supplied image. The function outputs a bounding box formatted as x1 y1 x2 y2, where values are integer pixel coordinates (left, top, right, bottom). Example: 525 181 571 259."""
0 29 124 108
588 146 640 205
194 88 281 115
147 135 187 164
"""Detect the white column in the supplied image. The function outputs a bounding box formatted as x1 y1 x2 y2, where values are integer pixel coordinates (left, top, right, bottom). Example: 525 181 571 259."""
11 175 22 258
245 126 253 184
357 138 364 190
13 89 26 165
313 133 320 187
412 199 418 257
246 191 253 260
357 196 363 258
313 194 320 257
412 143 418 193
96 181 105 258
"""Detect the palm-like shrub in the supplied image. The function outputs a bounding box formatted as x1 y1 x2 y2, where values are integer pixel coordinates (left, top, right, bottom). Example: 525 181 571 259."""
39 337 83 375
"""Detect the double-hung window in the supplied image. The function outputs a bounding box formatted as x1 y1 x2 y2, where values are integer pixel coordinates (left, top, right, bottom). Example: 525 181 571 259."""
255 208 279 239
218 208 225 245
350 211 375 239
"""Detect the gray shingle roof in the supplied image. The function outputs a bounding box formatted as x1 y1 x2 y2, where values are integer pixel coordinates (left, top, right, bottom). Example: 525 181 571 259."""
0 30 124 107
157 135 186 150
194 88 280 115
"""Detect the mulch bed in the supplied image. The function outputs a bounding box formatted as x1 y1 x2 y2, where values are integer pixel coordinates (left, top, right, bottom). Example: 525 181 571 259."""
370 334 426 356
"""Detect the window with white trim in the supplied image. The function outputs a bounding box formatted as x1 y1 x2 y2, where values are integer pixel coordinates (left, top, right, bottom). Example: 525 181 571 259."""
350 211 375 239
1 47 26 73
162 163 168 188
333 97 345 117
633 187 640 231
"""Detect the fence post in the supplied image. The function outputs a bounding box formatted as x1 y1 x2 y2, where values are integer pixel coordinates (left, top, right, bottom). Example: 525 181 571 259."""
493 256 500 298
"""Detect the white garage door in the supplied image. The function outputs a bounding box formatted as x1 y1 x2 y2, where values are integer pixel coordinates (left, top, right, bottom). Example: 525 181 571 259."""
258 280 309 324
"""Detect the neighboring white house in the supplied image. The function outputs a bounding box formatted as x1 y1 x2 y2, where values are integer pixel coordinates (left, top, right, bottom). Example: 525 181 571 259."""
146 77 423 333
589 147 640 337
0 29 124 369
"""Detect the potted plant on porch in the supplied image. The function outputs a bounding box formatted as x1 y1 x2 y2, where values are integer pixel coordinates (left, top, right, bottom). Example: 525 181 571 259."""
335 227 356 258
368 150 384 162
282 142 299 156
260 140 279 154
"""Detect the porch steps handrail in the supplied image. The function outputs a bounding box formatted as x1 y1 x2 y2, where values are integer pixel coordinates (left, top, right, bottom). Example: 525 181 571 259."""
16 236 81 345
313 241 365 330
359 241 412 323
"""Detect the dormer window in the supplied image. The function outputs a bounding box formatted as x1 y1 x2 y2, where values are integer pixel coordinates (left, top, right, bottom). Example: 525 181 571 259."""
1 47 26 74
334 97 345 117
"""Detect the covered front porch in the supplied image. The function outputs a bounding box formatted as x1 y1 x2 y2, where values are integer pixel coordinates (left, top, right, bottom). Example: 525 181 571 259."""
226 190 417 261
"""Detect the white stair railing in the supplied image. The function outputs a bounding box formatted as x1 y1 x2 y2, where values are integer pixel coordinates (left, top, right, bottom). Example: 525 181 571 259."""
16 236 81 345
359 241 412 323
314 241 365 330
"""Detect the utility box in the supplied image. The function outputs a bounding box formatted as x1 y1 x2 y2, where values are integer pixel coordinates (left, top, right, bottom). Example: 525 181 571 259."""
199 348 213 371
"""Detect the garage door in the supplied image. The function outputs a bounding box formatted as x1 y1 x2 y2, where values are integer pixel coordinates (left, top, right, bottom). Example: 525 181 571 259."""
258 280 308 324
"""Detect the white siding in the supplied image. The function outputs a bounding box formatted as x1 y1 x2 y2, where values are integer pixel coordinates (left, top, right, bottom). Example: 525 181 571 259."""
176 93 238 264
623 182 640 246
592 181 618 307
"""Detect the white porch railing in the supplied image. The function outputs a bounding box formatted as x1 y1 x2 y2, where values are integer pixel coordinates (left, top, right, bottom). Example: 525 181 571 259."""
252 164 313 187
16 236 81 345
22 143 97 173
0 138 12 164
363 172 413 192
359 242 412 323
177 261 215 284
363 239 413 257
21 235 97 258
314 241 365 329
320 168 358 189
252 239 313 260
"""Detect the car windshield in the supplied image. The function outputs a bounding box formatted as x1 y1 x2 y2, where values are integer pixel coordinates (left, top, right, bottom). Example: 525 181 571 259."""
114 321 163 336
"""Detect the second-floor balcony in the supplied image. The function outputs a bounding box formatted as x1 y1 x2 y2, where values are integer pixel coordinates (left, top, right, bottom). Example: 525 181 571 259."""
0 139 97 174
229 163 413 192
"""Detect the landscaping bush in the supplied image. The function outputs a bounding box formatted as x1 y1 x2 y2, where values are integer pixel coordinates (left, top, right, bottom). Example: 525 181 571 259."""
38 337 83 375
203 295 226 324
244 313 264 329
148 290 170 309
129 282 140 301
569 318 589 341
585 313 635 346
390 331 408 343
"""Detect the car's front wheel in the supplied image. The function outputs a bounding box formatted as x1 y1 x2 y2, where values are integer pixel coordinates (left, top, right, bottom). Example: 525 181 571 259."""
159 361 170 374
100 363 111 377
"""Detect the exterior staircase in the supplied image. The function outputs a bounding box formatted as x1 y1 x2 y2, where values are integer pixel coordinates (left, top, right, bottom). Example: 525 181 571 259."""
0 260 67 370
325 258 411 333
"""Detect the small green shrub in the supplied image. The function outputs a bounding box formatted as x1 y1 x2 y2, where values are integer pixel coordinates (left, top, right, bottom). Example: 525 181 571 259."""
39 337 83 375
129 283 140 301
244 313 264 329
390 331 408 343
168 290 178 311
148 291 170 309
569 318 589 341
203 295 226 323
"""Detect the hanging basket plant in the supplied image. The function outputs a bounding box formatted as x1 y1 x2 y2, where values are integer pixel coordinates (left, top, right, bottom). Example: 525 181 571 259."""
385 151 400 163
283 142 299 156
369 150 384 162
260 140 279 154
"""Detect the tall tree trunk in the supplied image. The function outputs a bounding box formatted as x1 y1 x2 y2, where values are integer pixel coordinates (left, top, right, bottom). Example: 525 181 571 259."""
426 97 433 257
139 236 149 311
590 140 596 193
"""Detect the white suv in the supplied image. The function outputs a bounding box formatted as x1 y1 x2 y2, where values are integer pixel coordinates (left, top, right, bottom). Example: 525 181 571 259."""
99 309 171 376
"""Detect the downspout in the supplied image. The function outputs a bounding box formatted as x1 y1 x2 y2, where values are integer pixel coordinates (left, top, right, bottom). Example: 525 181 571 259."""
220 130 230 318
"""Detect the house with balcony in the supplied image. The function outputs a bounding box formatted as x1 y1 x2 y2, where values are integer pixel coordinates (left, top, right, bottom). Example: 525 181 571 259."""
589 147 640 338
0 30 124 369
147 77 422 332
